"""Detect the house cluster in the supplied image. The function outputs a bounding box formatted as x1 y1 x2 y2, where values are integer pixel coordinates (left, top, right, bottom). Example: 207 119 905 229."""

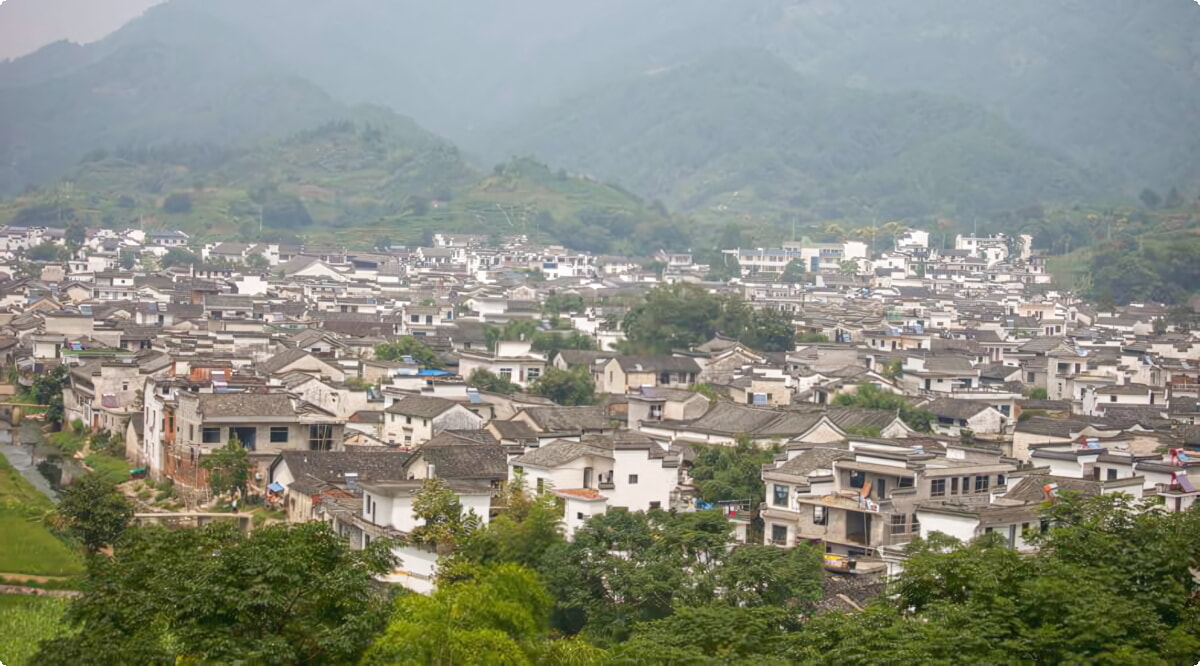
1 223 1197 588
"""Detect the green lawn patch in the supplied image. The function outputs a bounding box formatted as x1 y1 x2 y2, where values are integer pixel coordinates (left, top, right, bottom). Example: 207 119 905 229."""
0 509 83 577
0 595 67 666
83 451 132 486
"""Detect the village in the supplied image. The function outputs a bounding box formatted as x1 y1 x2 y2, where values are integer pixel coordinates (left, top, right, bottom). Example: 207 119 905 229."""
1 223 1198 593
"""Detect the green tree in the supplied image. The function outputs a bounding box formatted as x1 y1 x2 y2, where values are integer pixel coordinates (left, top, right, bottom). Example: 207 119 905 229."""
200 436 254 500
1139 187 1162 209
838 259 860 275
363 563 592 666
622 283 750 354
531 331 598 355
743 307 796 352
529 366 595 406
26 242 66 262
468 369 521 395
65 219 86 249
55 474 134 554
160 247 199 268
1027 387 1049 400
36 522 396 665
457 469 565 573
162 192 193 213
375 337 438 366
779 258 808 284
880 358 904 381
485 320 541 351
29 363 69 423
690 436 777 505
409 478 481 556
711 543 824 609
833 383 934 432
613 605 795 664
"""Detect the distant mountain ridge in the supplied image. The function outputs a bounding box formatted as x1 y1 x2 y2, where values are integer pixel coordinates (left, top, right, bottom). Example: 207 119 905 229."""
0 0 163 61
484 50 1096 219
0 0 1197 221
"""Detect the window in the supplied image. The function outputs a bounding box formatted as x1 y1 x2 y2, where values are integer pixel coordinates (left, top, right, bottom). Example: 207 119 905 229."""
876 478 887 500
410 314 420 323
577 512 585 520
649 501 661 510
849 470 866 489
269 427 289 443
405 416 412 425
628 474 639 485
773 484 789 507
536 478 545 494
813 506 827 525
951 477 959 495
526 368 541 381
771 524 788 545
513 466 523 474
910 513 920 534
962 477 972 494
499 368 513 381
202 427 221 444
1107 468 1117 480
1110 395 1117 402
309 424 334 451
997 474 1006 487
190 424 195 441
930 479 946 497
659 372 670 385
898 476 914 489
975 475 990 492
891 513 907 535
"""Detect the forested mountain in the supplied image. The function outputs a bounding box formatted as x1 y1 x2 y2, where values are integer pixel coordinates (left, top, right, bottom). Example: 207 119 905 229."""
485 50 1095 219
0 6 345 195
0 0 1197 223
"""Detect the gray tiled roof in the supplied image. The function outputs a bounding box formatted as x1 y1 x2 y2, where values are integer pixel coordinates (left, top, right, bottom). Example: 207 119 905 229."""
519 406 612 432
386 395 460 418
196 393 296 418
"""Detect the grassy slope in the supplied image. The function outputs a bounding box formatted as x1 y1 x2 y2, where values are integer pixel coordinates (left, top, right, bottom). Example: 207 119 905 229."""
0 595 67 666
0 453 82 577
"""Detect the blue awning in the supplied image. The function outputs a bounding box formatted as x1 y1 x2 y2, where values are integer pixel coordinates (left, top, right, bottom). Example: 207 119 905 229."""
267 482 285 493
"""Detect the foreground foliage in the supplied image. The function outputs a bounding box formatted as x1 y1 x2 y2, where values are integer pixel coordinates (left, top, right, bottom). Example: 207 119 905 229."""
35 522 396 665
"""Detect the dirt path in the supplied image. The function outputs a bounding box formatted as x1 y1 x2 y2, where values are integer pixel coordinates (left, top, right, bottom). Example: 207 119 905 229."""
0 572 73 584
0 584 82 598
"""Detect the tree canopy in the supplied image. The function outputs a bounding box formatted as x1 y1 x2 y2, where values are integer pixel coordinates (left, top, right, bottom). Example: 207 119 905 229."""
54 474 133 554
529 365 595 406
375 336 438 367
36 522 397 665
833 383 934 432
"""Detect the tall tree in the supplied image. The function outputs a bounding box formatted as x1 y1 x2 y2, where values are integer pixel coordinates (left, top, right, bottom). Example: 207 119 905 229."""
529 366 595 406
375 337 438 366
54 474 134 554
200 436 254 500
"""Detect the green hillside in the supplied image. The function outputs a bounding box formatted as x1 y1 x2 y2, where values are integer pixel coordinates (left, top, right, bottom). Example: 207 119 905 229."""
0 119 678 253
487 50 1094 222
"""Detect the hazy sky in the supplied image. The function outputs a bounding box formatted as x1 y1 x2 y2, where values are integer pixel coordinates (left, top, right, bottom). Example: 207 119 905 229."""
0 0 163 60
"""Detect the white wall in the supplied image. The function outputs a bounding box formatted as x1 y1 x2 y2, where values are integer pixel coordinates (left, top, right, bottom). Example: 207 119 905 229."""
916 510 978 544
606 449 674 511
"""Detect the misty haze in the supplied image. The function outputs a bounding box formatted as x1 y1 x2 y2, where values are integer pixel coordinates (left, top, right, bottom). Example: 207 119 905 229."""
0 2 1199 665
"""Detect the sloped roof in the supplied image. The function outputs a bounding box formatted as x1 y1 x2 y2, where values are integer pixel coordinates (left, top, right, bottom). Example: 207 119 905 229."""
771 447 852 479
278 450 411 488
196 393 295 418
614 355 702 374
386 395 460 418
519 406 612 432
923 398 995 421
417 442 507 481
512 438 614 468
